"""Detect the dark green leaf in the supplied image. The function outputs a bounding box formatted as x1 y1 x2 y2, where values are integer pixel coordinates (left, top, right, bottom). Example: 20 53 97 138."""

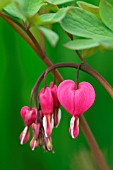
64 39 99 50
100 0 113 31
45 0 74 5
77 1 100 18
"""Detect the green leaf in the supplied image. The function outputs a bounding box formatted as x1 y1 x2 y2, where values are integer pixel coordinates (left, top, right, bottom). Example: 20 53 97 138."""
39 26 59 46
100 39 113 49
64 39 99 50
0 0 11 10
82 47 98 58
4 0 46 20
45 0 74 5
40 7 72 24
77 1 100 18
61 8 113 39
100 0 113 31
61 7 113 50
4 1 25 20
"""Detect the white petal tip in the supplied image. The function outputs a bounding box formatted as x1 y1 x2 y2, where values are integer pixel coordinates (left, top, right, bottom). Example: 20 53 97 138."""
55 108 61 128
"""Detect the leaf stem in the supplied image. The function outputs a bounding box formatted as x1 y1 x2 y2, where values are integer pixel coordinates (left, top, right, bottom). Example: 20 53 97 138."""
0 13 111 170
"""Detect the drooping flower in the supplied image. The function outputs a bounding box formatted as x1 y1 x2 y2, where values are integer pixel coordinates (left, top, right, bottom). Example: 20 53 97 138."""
30 110 43 150
39 87 53 137
20 106 37 144
30 123 41 150
50 82 61 128
57 80 95 138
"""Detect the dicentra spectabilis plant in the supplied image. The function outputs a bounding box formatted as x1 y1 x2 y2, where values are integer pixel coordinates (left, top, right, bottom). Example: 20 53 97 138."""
0 0 113 170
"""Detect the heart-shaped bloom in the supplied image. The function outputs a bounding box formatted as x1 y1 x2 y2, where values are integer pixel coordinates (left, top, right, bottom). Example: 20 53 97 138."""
20 106 37 126
50 82 61 128
39 87 53 137
57 80 95 138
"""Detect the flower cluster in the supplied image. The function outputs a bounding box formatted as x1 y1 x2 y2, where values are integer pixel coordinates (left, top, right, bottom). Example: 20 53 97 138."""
20 82 61 152
20 80 95 152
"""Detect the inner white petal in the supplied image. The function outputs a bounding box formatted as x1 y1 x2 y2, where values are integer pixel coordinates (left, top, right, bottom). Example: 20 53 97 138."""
51 114 54 129
32 140 37 151
70 116 75 139
56 108 61 128
20 126 28 145
43 116 48 138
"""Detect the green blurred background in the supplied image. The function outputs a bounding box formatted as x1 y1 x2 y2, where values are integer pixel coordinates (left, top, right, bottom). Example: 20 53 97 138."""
0 0 113 170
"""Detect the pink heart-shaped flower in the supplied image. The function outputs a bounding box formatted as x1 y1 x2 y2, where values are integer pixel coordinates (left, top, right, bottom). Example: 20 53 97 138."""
57 80 95 116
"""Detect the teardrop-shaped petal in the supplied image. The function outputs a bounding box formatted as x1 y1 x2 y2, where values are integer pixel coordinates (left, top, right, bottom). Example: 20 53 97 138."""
57 80 95 116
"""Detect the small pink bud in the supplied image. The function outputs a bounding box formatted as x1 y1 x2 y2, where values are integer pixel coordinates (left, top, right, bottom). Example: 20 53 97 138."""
20 126 30 144
69 116 79 138
39 87 53 115
57 80 95 116
20 106 37 126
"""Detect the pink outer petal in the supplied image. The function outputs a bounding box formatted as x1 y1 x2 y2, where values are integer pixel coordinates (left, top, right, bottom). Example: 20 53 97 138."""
57 80 75 115
24 108 37 126
32 123 41 140
39 87 53 115
50 82 60 108
57 80 95 116
20 106 29 120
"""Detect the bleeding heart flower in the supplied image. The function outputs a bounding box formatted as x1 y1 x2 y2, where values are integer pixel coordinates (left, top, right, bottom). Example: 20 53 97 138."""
30 123 41 150
39 87 53 137
57 80 95 138
20 106 37 144
50 82 61 128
